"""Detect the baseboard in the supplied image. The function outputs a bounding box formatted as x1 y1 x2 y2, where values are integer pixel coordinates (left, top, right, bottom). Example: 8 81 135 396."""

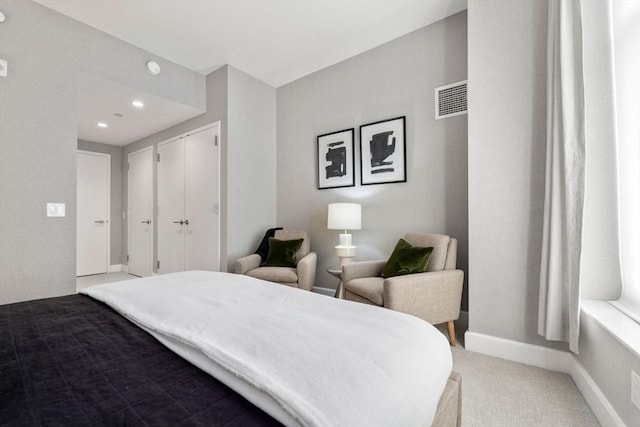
312 286 335 297
568 356 626 427
464 331 573 372
464 331 624 427
108 264 127 273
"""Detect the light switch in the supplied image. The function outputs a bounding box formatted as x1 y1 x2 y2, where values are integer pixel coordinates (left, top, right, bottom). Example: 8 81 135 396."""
47 203 66 217
0 59 7 77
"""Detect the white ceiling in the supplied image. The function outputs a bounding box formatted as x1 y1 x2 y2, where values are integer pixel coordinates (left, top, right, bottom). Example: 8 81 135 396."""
77 73 203 146
33 0 467 146
34 0 467 88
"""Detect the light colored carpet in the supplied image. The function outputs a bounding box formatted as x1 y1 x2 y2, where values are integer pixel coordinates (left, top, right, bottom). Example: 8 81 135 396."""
442 325 600 426
76 272 138 290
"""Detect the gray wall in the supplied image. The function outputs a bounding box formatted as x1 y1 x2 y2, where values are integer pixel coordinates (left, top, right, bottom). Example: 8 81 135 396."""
77 140 124 265
123 65 277 272
0 0 205 304
466 0 565 349
276 12 468 302
226 66 277 269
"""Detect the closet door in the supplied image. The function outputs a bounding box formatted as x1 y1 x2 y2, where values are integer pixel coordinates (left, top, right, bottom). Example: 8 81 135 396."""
156 123 220 275
127 146 154 277
184 126 219 271
157 138 185 274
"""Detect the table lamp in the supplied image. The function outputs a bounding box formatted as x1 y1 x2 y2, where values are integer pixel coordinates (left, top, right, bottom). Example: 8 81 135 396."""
327 203 362 268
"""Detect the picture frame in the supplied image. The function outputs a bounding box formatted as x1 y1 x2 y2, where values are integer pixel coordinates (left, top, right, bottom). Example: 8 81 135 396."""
359 116 406 185
317 128 355 189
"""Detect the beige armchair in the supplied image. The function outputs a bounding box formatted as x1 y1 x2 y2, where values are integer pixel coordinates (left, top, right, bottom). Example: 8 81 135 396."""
235 230 317 291
342 233 463 346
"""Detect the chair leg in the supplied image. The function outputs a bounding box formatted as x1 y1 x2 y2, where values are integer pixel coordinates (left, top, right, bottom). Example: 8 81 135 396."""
446 321 456 346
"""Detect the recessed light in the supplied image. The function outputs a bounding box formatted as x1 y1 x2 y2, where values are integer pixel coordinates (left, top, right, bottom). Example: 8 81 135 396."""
146 60 160 75
132 100 144 108
97 122 108 128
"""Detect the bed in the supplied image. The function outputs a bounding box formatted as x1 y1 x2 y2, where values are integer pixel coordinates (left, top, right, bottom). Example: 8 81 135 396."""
1 271 461 426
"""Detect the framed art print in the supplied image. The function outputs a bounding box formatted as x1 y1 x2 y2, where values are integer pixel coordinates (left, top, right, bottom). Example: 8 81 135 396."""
360 116 406 185
317 128 355 189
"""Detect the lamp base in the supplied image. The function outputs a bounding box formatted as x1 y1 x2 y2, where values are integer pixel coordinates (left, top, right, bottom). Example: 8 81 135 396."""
338 233 352 246
335 244 356 269
337 255 355 269
335 244 356 258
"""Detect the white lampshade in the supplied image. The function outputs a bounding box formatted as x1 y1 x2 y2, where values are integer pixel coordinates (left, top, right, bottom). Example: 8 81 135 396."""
327 203 361 231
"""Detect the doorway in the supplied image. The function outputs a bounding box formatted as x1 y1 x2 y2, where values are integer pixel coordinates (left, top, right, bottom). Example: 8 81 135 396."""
76 150 110 276
127 146 154 277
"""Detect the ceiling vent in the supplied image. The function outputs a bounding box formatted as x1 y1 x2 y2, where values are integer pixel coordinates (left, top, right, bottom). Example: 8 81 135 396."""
435 80 467 120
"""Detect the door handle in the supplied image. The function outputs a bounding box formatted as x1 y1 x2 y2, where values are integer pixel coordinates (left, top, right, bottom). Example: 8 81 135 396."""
94 220 105 224
173 220 184 225
140 220 151 224
184 219 189 226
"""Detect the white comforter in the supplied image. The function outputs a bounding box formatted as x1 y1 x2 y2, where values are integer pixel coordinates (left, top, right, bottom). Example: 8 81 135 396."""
82 271 452 427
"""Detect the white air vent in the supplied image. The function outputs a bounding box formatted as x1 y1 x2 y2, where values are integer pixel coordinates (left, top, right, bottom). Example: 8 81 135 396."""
435 80 467 120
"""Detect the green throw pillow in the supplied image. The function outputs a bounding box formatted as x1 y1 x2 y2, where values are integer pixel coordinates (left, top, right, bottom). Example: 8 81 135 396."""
382 238 434 278
262 237 304 267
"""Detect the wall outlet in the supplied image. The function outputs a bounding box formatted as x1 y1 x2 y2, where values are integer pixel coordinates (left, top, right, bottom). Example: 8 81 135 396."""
0 59 7 77
632 370 640 410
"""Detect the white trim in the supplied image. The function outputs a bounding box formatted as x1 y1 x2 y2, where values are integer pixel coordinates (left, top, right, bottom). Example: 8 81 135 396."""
108 264 127 273
609 298 640 325
312 286 335 297
568 355 626 427
464 331 625 427
583 300 640 358
464 331 573 372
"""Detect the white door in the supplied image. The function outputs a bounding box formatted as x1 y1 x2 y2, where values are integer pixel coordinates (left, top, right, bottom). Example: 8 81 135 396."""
185 126 220 271
157 123 220 274
77 151 110 276
128 147 153 277
158 137 186 274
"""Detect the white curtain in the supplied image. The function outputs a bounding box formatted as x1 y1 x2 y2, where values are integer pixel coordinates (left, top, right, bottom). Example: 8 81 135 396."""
538 0 621 353
538 0 586 354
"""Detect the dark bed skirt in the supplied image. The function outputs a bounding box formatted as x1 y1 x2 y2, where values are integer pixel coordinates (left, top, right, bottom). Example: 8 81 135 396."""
0 294 281 426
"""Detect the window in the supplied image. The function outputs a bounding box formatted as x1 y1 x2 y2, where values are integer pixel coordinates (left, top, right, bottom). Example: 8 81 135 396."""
611 0 640 323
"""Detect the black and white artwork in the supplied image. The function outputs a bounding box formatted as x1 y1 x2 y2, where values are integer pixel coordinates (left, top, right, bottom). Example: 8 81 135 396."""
317 128 355 189
360 116 406 185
